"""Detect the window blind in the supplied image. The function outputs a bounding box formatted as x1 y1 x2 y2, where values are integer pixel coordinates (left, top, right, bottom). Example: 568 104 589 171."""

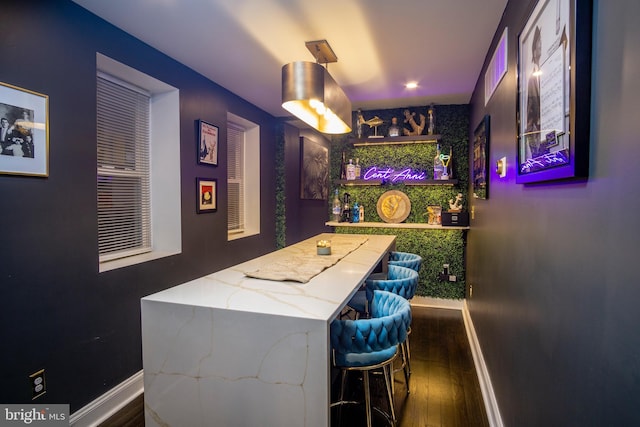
227 123 245 232
97 75 151 260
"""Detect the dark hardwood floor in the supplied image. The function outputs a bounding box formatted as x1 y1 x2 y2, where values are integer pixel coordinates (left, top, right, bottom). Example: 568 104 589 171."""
330 306 489 427
99 394 144 427
100 306 488 427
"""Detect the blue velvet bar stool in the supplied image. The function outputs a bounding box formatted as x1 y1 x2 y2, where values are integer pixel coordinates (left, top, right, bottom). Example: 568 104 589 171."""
388 251 422 273
331 290 412 427
365 265 419 389
347 251 420 317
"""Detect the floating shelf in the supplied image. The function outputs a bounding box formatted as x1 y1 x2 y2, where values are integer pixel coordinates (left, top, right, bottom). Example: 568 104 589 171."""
325 221 469 230
351 134 441 147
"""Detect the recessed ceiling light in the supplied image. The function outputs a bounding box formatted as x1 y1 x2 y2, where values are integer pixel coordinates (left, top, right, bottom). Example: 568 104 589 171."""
405 82 418 89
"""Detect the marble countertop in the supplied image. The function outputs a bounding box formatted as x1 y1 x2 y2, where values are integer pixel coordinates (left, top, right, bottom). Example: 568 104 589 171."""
142 233 395 321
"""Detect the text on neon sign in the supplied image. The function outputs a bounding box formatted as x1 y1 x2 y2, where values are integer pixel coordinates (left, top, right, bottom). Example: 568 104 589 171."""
363 166 427 182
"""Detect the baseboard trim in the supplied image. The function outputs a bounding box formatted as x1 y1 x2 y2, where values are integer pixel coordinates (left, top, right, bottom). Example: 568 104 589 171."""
411 296 464 310
69 370 143 427
462 300 504 427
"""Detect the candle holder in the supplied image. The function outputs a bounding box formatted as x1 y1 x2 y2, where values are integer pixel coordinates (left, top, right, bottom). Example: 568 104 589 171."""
316 240 332 255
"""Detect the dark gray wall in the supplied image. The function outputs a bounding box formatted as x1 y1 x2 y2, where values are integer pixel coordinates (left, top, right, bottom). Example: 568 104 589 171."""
284 123 334 246
467 0 640 425
0 1 277 411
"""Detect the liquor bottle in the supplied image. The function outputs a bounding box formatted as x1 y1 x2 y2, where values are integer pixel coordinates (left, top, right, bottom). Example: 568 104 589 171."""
339 152 347 180
355 158 361 179
359 204 365 222
342 192 351 223
388 117 400 137
433 144 444 180
346 158 356 180
427 103 436 135
331 189 341 222
352 201 360 223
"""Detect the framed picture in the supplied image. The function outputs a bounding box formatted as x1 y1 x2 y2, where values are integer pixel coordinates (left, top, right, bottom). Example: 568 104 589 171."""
516 0 591 183
473 115 490 199
300 137 329 200
198 120 218 166
196 178 217 213
0 82 49 177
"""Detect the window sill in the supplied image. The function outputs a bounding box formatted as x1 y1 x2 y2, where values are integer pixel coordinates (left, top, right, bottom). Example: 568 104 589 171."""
99 250 180 273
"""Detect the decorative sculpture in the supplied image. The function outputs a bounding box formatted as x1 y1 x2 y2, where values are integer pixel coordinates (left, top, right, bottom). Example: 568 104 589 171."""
448 193 464 212
362 115 384 138
402 109 425 136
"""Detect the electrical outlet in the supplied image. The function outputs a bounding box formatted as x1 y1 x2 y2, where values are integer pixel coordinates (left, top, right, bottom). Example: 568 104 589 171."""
30 369 46 400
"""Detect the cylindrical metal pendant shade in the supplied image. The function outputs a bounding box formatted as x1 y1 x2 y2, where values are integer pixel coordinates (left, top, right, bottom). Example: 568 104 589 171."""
282 61 352 134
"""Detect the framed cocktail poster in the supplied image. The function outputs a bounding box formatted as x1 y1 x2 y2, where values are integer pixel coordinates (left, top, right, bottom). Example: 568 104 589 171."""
0 82 49 177
196 178 217 213
198 120 218 166
516 0 591 183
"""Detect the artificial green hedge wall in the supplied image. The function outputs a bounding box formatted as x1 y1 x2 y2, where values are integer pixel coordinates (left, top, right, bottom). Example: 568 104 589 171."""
336 227 466 299
275 122 286 249
330 104 470 299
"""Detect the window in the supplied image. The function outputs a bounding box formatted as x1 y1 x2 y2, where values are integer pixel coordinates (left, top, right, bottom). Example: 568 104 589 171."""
97 75 151 259
97 54 181 271
485 28 508 105
227 112 260 240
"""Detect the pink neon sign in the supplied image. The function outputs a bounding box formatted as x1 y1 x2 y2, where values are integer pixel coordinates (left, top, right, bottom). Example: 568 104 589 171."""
363 166 427 182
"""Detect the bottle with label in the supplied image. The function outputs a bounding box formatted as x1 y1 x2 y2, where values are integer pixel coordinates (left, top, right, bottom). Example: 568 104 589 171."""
359 204 365 222
342 192 351 222
331 189 341 222
433 144 444 180
355 158 361 179
352 201 360 223
388 117 400 137
427 103 436 135
340 152 347 180
346 158 356 180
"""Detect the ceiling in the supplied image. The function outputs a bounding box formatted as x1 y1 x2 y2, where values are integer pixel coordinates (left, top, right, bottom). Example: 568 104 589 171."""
72 0 507 118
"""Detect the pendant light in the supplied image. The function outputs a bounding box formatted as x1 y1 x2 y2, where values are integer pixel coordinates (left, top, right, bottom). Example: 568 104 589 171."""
282 40 352 134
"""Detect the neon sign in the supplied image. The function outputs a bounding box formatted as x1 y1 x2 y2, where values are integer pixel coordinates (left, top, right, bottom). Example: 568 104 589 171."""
363 166 427 182
520 150 569 173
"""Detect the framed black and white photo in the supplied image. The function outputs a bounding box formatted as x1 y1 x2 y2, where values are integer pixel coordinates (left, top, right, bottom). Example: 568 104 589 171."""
516 0 591 183
473 115 490 199
198 120 218 166
0 82 49 177
300 137 329 200
196 177 217 213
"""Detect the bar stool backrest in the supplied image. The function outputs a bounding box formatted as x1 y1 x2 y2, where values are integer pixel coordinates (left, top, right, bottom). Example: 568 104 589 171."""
388 251 422 272
365 264 418 301
330 290 411 360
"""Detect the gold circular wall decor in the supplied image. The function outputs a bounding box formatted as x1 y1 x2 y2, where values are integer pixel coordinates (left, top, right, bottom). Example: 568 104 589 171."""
376 190 411 223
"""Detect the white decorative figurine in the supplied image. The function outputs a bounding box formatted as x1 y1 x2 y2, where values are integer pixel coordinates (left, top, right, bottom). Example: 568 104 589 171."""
448 193 463 212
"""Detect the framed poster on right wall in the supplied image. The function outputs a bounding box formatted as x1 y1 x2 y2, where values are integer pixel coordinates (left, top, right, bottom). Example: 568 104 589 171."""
516 0 592 184
473 115 490 199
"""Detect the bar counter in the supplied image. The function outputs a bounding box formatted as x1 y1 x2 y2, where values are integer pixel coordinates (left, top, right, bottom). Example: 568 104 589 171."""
141 233 396 426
